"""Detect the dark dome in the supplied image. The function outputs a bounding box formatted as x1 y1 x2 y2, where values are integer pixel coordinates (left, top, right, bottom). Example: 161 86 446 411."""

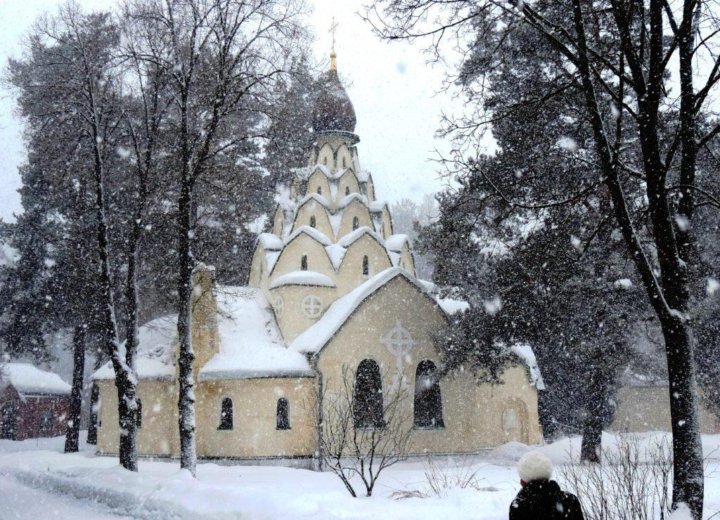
312 69 357 133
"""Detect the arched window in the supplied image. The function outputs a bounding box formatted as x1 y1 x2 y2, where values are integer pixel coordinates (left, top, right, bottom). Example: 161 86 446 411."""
323 156 328 166
317 186 322 195
352 216 360 230
414 361 444 428
301 255 308 271
276 398 290 430
219 398 233 430
136 398 143 429
309 215 316 228
342 157 347 168
353 359 384 428
362 255 369 276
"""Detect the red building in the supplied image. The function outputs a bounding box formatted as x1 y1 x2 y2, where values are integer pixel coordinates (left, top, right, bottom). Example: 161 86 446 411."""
0 363 71 441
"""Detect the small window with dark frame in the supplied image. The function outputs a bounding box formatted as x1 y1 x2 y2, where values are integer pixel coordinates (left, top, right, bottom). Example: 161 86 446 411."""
362 255 369 276
136 398 143 429
301 255 308 271
219 397 233 430
317 186 322 195
310 215 316 228
276 398 291 430
345 186 350 196
352 216 360 230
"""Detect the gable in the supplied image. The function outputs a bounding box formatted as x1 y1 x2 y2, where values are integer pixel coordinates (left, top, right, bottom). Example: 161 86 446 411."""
269 232 334 279
291 268 448 356
312 275 450 387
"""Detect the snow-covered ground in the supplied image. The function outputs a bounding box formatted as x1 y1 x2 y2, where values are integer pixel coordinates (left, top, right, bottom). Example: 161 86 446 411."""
0 432 719 519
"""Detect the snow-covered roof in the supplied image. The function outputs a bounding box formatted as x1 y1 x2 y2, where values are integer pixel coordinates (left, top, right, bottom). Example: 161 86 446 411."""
1 363 71 397
338 226 384 248
270 271 336 289
257 233 283 251
291 268 433 354
385 234 410 252
368 201 386 213
509 344 546 390
199 288 313 381
337 192 369 210
437 298 470 315
93 316 178 381
297 193 330 210
284 226 332 247
325 244 347 270
417 279 437 293
265 251 280 272
94 288 315 383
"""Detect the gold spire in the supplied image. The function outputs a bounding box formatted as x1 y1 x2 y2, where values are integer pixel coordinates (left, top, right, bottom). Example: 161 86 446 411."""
329 16 338 71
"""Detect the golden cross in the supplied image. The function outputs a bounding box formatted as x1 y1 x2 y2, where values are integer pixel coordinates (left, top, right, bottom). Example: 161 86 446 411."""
330 16 338 54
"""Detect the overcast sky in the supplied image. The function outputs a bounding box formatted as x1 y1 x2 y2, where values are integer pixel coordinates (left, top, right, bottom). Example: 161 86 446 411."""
0 0 464 223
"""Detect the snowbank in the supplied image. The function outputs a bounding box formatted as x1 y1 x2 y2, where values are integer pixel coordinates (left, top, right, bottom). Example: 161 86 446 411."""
0 432 718 520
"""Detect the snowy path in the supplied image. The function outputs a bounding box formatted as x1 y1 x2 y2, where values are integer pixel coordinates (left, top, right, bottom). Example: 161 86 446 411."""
0 473 132 520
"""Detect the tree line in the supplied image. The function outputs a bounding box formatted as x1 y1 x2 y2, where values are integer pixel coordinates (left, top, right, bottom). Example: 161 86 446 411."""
367 0 720 517
0 0 316 474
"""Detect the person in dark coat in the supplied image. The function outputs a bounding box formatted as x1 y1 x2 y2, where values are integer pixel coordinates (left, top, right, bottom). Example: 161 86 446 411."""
509 451 584 520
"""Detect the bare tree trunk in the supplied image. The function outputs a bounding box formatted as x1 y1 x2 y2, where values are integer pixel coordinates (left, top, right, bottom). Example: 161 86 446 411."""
569 2 704 515
64 324 86 453
87 381 100 445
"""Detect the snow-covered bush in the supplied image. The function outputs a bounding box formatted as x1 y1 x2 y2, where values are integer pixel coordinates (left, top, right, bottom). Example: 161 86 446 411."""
315 365 413 497
559 434 673 520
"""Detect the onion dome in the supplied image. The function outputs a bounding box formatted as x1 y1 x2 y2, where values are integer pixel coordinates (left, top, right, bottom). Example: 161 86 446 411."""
312 56 357 134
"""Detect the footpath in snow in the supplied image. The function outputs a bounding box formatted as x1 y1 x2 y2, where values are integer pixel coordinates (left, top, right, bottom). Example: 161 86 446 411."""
0 432 719 519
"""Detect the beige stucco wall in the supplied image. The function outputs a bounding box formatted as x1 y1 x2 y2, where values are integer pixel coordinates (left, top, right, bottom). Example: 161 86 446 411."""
398 245 416 275
336 169 360 197
195 378 317 459
306 169 332 199
381 206 393 238
272 206 284 236
337 235 392 293
292 202 334 239
269 234 334 279
316 143 334 170
611 385 720 434
97 377 318 459
364 176 375 202
271 285 337 343
316 276 543 456
96 379 180 457
336 201 372 238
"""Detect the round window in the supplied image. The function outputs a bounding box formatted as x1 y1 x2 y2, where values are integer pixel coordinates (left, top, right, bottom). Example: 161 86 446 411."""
302 295 323 319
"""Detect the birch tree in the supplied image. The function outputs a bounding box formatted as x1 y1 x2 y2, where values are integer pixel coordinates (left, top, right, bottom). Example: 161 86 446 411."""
125 0 307 475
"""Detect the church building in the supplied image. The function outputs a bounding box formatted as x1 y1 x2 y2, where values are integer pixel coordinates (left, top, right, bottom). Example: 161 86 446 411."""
93 51 544 463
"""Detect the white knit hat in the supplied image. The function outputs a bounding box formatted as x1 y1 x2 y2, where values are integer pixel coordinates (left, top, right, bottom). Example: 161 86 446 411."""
518 451 553 482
